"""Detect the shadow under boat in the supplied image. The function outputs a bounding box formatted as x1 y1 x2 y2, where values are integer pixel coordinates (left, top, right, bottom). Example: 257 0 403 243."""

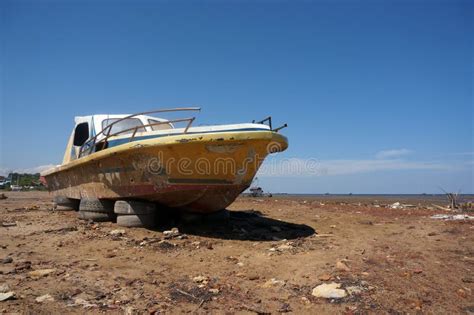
150 209 316 242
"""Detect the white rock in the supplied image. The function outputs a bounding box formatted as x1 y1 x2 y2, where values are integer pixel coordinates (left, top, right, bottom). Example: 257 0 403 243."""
390 202 403 209
163 228 180 238
36 294 54 303
192 275 208 283
311 282 347 299
262 278 286 288
109 229 126 236
0 291 15 301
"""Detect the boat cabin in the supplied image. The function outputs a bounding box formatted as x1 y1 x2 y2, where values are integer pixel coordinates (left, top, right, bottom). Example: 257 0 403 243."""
64 114 173 163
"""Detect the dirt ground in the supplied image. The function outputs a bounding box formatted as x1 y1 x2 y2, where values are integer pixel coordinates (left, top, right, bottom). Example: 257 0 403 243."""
0 191 473 314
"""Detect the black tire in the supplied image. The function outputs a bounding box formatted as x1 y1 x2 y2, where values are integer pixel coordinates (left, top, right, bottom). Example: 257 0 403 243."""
78 210 115 222
53 196 80 211
114 200 156 215
79 198 114 213
116 214 156 228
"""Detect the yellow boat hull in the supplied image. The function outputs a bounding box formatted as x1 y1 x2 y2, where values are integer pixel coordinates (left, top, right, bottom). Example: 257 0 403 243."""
43 130 288 213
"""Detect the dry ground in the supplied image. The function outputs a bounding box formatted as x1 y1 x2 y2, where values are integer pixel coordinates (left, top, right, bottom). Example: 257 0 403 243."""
0 191 473 314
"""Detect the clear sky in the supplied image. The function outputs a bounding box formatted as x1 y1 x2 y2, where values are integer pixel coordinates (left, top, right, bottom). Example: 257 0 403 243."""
1 0 472 193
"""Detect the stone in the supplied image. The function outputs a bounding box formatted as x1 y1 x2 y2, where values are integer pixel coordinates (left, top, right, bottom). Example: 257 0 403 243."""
192 275 209 283
163 228 180 239
28 268 56 279
262 278 286 288
209 288 219 294
0 292 15 301
277 243 294 251
36 294 54 303
336 261 350 272
311 283 347 299
318 274 332 281
346 286 363 295
109 229 125 236
1 257 13 264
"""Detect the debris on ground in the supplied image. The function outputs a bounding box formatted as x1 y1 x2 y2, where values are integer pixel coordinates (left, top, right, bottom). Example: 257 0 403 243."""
336 260 350 272
109 229 126 236
1 257 13 264
262 278 286 288
0 191 472 314
1 222 17 227
0 292 15 302
163 227 181 239
312 282 347 299
36 294 54 303
28 268 56 279
431 214 474 220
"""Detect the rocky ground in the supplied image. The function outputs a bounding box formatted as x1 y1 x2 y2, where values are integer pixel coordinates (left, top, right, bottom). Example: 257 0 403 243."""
0 191 473 314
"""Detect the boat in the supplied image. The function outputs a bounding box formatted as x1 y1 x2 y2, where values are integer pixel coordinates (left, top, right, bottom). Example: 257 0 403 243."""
42 108 288 213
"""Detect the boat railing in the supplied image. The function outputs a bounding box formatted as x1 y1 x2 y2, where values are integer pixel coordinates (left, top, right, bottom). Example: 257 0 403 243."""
78 107 201 157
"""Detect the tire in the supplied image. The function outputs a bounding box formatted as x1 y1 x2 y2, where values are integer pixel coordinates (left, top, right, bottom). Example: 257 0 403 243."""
114 200 156 215
53 196 80 211
116 214 156 228
79 198 114 213
78 210 115 222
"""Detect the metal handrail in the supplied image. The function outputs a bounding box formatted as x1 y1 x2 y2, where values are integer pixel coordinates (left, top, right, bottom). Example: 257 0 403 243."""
78 107 200 157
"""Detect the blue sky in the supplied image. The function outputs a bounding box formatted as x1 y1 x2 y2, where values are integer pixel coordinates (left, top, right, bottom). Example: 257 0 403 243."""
1 0 472 193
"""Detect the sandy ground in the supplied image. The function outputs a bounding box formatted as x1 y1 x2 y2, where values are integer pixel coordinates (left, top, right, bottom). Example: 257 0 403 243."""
0 191 473 314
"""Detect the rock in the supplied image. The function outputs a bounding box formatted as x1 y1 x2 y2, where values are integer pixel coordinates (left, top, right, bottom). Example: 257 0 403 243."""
311 282 347 299
457 288 467 298
0 292 15 301
1 257 13 264
192 275 209 283
0 193 7 200
68 297 97 308
36 294 54 303
318 274 332 281
1 222 16 227
262 278 286 288
28 268 56 279
109 229 125 236
277 243 294 251
336 261 350 272
209 288 219 294
278 303 292 313
163 228 180 239
346 286 363 295
390 202 403 209
413 268 423 274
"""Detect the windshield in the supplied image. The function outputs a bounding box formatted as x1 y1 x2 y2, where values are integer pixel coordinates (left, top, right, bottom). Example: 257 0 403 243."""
102 118 146 135
148 119 173 131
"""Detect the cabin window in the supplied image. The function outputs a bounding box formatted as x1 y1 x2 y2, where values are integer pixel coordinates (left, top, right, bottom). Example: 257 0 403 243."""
73 122 89 146
102 118 145 135
148 119 172 131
